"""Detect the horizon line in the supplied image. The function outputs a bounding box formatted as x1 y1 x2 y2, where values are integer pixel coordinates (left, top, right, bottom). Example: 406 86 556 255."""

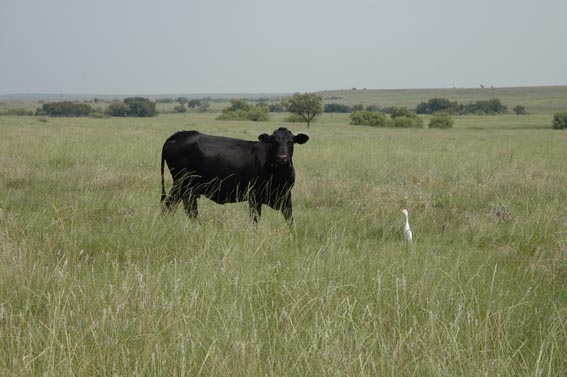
1 84 567 99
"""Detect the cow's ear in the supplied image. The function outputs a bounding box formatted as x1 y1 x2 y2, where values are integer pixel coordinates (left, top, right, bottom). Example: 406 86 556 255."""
258 133 271 143
294 133 309 144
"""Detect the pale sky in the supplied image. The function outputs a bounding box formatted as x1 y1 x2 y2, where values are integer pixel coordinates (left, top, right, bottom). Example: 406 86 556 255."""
1 0 566 94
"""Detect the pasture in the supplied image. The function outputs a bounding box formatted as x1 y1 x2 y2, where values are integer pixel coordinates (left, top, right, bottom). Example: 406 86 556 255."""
1 103 567 375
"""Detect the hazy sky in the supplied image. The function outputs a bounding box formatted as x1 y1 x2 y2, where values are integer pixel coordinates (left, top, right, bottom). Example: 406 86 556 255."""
1 0 566 94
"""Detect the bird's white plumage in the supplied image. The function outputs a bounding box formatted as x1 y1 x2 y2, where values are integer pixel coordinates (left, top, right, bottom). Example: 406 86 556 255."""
402 209 413 243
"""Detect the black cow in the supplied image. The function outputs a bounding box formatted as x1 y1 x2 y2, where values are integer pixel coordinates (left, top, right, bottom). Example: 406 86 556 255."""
160 127 309 223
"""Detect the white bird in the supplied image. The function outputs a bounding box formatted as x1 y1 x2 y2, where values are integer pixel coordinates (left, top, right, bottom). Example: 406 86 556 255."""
401 209 413 243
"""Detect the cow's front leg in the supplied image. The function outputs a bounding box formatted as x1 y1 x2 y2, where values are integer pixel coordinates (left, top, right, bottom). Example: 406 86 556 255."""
281 194 293 225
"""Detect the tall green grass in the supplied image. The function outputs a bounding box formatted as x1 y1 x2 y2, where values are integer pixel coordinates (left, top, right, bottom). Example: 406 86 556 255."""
1 112 566 375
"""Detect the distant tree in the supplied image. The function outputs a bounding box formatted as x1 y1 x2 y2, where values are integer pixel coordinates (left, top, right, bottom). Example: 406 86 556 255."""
462 98 507 115
513 104 527 115
198 99 210 113
416 98 461 114
187 99 201 108
105 101 130 117
365 104 381 112
486 98 507 113
552 112 567 129
283 93 323 128
416 97 507 115
268 103 286 113
324 103 352 113
156 98 175 104
176 97 188 106
351 104 364 111
123 97 158 117
428 112 454 129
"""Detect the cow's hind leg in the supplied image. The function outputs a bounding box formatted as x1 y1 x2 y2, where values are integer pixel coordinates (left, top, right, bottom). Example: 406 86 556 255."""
162 185 182 213
182 195 199 219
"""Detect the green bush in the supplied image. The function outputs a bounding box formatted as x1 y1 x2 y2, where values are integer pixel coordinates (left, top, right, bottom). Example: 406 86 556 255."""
390 107 413 118
246 105 270 121
36 101 94 117
174 105 187 113
216 110 248 121
217 100 269 121
223 99 251 113
552 112 567 129
105 101 130 117
428 112 454 129
513 105 527 115
123 97 158 117
392 115 424 128
350 110 390 127
391 110 424 128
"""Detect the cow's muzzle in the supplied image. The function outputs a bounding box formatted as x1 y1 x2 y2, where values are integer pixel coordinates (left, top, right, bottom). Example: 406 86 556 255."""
277 154 289 165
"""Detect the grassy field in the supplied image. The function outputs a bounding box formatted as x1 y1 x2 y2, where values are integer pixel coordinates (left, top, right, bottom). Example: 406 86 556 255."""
1 105 567 375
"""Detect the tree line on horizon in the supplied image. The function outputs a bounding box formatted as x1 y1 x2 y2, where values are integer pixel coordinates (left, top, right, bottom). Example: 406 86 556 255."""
3 93 567 130
34 97 158 118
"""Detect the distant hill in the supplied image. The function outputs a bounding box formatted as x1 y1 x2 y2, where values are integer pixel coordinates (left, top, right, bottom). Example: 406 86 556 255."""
317 86 567 114
0 93 289 102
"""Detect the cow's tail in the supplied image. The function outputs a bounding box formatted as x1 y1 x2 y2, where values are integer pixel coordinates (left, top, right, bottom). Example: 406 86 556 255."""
160 145 166 203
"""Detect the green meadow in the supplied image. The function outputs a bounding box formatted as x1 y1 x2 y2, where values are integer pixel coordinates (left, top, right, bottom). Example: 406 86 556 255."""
1 88 567 375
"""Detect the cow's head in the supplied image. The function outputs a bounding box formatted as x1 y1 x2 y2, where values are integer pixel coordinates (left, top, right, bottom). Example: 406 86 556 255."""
258 127 309 167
